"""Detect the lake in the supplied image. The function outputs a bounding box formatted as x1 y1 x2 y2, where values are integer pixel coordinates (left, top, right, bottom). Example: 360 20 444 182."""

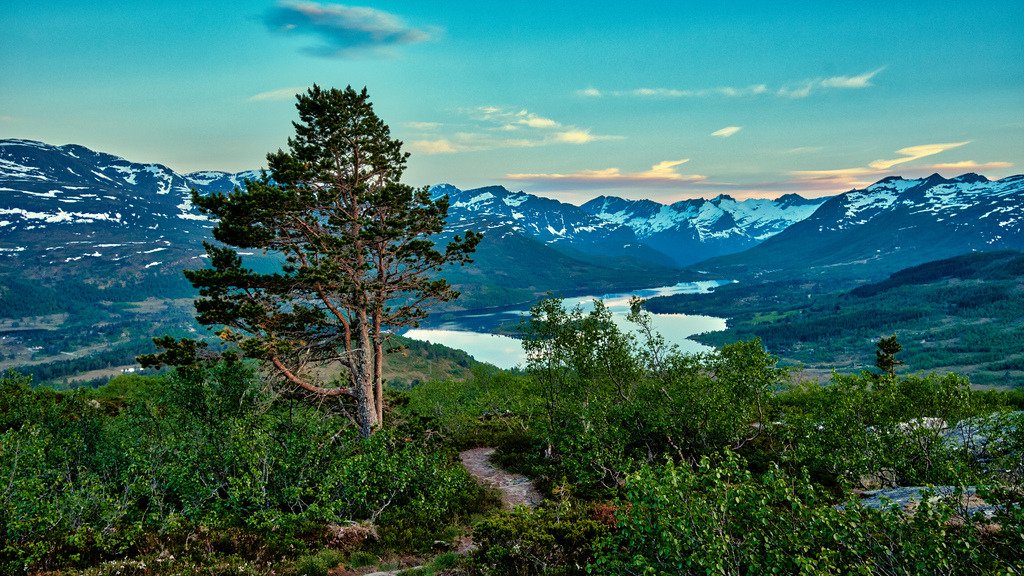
404 280 730 369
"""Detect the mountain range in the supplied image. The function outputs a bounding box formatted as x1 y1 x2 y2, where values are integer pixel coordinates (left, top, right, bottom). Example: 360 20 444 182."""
0 139 825 298
3 138 1024 386
704 173 1024 281
3 138 1023 297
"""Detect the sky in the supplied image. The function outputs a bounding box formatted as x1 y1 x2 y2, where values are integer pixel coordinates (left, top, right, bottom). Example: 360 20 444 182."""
3 1 1023 203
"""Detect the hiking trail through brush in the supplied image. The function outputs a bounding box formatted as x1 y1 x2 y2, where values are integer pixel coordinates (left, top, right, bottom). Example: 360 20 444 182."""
357 448 541 575
459 447 543 509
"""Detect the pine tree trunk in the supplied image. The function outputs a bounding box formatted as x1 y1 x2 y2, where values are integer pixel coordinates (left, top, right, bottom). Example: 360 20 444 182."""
356 312 377 437
373 314 384 424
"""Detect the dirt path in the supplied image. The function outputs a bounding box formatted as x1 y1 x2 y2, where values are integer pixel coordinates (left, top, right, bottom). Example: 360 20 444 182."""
459 447 543 509
350 449 540 575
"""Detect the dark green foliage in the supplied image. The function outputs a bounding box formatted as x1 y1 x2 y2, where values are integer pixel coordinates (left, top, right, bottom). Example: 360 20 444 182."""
405 303 1024 573
0 366 485 573
293 549 345 576
158 85 480 437
593 451 1022 575
850 250 1024 297
0 275 63 317
405 365 536 449
646 251 1024 386
772 372 984 487
21 340 160 384
7 264 1024 573
477 297 787 493
472 502 606 576
875 334 904 377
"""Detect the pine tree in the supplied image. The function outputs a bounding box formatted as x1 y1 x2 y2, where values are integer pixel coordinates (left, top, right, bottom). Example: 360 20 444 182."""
144 86 480 436
874 334 904 378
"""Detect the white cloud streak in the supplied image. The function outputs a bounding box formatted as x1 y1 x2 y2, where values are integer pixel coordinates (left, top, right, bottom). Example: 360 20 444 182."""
408 106 620 154
711 126 742 138
926 160 1012 171
580 69 884 100
247 87 306 102
790 141 1011 190
404 121 442 131
505 158 706 189
867 141 969 170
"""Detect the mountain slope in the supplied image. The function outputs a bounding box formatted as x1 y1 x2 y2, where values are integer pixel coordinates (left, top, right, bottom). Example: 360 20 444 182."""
0 140 687 310
646 251 1024 386
702 174 1024 281
0 139 259 286
580 192 827 266
435 184 675 266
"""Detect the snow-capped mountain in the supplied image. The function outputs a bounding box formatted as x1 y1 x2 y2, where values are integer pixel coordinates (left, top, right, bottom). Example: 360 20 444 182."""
433 184 672 264
0 139 255 279
705 173 1024 279
11 139 1013 290
580 193 827 266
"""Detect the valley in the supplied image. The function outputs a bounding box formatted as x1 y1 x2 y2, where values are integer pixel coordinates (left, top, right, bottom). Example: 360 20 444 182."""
647 251 1024 386
2 139 1023 390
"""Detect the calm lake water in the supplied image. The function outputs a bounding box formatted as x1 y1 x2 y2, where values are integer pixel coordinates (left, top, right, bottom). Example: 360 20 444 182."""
404 280 730 369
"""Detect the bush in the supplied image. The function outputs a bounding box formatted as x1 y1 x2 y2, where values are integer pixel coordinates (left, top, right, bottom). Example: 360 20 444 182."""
0 365 488 573
472 501 606 576
774 372 986 487
293 549 345 576
593 451 1020 575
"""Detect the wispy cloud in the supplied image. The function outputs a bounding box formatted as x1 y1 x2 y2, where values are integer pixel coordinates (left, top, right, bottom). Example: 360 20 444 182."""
476 107 561 130
580 68 883 100
867 141 969 170
777 68 886 98
925 160 1012 171
247 86 306 102
711 126 742 138
408 106 620 155
791 141 1011 190
0 115 15 122
820 68 885 89
505 159 706 189
409 139 460 154
264 1 438 57
590 85 769 99
405 121 442 131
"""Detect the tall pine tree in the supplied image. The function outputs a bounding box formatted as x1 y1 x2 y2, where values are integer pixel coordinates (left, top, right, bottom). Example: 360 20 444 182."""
145 86 480 436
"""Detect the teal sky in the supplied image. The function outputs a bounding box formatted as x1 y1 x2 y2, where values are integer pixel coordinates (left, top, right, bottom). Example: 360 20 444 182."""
3 1 1023 202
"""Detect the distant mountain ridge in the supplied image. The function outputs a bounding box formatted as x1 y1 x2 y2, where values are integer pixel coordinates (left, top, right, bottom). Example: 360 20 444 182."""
8 138 1017 295
580 192 826 265
1 139 830 279
702 173 1024 280
0 139 259 283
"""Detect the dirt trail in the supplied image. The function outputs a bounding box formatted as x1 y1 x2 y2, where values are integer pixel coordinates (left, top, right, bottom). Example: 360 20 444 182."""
352 449 540 575
459 447 543 509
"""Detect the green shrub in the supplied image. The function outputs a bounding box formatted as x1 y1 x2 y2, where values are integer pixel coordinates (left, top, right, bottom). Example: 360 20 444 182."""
592 450 1020 575
293 549 345 576
0 365 489 572
472 501 606 576
774 372 986 487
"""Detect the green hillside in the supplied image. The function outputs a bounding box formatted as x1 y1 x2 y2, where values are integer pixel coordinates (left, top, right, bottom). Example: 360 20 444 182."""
647 251 1024 386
